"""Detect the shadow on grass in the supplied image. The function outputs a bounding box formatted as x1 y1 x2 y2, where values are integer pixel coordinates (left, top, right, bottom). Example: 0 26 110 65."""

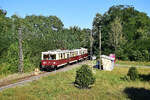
124 87 150 100
139 74 150 81
93 65 101 70
120 74 150 82
72 82 92 89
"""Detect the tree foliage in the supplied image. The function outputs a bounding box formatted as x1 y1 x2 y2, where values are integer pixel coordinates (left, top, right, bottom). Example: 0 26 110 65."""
75 65 95 88
92 13 103 56
92 5 150 61
109 17 126 53
127 67 139 81
0 9 90 74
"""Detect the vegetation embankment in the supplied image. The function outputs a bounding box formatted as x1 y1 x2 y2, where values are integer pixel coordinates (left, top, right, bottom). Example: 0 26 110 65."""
0 60 89 88
0 65 150 100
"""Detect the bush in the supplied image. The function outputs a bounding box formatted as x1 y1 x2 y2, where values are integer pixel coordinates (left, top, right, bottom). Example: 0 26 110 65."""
127 67 139 81
75 64 95 88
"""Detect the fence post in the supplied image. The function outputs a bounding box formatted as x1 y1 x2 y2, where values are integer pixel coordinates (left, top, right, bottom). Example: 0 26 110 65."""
18 27 24 73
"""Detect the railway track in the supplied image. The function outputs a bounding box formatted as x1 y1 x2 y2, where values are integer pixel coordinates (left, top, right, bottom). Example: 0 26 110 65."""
0 60 89 92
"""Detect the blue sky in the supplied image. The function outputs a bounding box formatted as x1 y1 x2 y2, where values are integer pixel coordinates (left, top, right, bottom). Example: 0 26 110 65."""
0 0 150 29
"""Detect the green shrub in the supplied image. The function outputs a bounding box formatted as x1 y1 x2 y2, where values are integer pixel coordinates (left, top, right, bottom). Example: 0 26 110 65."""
127 67 139 81
75 64 95 88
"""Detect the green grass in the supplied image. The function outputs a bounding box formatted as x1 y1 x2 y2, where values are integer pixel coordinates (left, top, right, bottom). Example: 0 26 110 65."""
116 60 150 66
0 64 150 100
91 59 150 66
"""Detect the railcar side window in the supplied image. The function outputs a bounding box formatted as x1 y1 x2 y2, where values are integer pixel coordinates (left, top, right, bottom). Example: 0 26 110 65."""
61 53 63 59
79 51 82 55
75 51 78 56
62 53 64 59
67 54 69 58
71 52 74 57
58 54 61 60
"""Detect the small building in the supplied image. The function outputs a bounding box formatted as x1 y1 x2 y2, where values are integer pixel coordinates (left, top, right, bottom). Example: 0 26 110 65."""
101 55 115 71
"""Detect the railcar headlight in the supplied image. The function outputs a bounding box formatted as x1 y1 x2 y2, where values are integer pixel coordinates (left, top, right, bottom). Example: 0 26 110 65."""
43 61 46 64
53 62 56 64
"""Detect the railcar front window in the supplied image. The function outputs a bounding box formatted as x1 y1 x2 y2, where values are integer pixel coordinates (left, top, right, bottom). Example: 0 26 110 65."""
43 55 49 60
50 55 56 60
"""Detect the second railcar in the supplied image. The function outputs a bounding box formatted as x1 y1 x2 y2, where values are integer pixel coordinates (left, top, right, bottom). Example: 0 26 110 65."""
40 48 88 69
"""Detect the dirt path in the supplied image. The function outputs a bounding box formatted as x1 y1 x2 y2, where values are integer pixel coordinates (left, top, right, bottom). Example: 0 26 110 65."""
0 60 89 92
115 64 150 68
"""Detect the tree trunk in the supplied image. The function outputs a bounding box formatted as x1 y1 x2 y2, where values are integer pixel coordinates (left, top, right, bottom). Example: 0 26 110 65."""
18 27 24 73
99 27 102 69
90 30 93 60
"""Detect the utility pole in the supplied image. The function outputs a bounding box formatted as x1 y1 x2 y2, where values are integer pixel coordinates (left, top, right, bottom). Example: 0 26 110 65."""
18 27 24 73
90 29 93 60
99 26 102 69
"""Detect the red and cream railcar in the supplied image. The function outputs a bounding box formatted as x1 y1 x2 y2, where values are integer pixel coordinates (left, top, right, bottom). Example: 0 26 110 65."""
41 48 88 69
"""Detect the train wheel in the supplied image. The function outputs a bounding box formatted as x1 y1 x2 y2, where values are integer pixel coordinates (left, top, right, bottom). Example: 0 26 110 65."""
54 66 57 70
46 66 51 72
39 63 44 71
40 67 43 71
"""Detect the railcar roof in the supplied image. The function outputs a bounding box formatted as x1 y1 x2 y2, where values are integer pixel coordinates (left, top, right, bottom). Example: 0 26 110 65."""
42 48 87 54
